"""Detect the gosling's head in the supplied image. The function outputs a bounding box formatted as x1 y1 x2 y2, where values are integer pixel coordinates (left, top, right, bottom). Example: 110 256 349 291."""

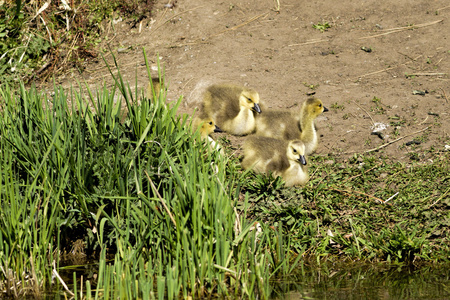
303 97 328 118
239 88 261 114
287 140 307 165
194 117 222 139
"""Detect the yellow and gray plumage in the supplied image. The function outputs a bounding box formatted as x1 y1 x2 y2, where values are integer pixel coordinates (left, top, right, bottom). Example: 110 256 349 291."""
192 115 223 153
255 97 328 155
241 136 309 186
201 83 262 136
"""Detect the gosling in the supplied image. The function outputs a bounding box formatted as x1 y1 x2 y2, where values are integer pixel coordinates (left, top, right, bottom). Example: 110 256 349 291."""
201 83 262 136
255 97 328 155
192 115 223 152
241 136 309 187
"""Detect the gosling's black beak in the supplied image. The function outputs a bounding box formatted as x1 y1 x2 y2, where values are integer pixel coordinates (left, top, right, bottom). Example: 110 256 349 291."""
214 125 223 133
298 155 307 166
253 103 262 114
323 106 329 112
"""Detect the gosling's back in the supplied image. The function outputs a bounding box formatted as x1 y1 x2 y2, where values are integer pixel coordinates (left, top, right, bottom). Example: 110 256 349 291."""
254 111 300 140
202 84 261 135
254 97 327 154
241 136 309 186
242 136 290 174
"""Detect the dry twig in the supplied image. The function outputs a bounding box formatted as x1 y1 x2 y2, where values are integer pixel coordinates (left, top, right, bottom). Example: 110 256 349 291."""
273 0 280 12
337 126 431 155
364 126 431 154
429 187 450 208
353 100 375 127
357 55 422 78
440 88 449 103
329 187 387 204
208 12 269 39
406 72 447 77
360 19 443 39
437 5 450 11
52 261 74 296
288 39 329 47
150 6 205 35
341 163 382 184
419 115 429 125
384 192 399 203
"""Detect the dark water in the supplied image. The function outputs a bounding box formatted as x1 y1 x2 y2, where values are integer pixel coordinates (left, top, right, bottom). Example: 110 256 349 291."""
272 263 450 299
21 262 450 299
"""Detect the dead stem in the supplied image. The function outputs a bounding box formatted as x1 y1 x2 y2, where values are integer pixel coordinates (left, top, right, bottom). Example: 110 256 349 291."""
288 39 329 47
360 19 443 39
440 88 449 103
328 187 387 205
336 126 431 155
150 5 204 34
340 163 382 184
356 55 422 79
429 187 450 208
437 5 450 11
29 255 40 297
406 72 447 76
52 261 74 296
353 100 375 127
273 0 281 12
208 12 269 40
150 6 205 35
364 126 431 153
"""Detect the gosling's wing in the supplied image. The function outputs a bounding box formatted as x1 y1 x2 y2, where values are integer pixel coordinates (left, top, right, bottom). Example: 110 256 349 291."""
204 85 241 123
255 111 298 140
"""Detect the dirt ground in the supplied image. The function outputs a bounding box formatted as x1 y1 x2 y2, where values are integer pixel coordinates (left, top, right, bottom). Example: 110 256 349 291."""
57 0 449 162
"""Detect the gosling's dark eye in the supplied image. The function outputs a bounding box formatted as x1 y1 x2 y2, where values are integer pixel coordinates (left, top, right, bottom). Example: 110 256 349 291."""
293 148 297 153
209 122 213 125
319 104 322 108
247 97 252 103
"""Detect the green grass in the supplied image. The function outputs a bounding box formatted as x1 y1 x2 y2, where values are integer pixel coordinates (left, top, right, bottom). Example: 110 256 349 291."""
0 51 280 299
0 51 449 298
0 0 155 86
243 153 450 264
313 22 332 32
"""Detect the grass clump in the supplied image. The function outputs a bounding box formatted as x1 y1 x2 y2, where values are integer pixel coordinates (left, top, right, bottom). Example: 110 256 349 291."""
313 22 331 32
0 0 155 86
0 51 285 299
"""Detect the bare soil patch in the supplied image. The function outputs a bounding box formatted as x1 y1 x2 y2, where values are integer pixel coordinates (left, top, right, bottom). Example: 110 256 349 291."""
54 0 449 162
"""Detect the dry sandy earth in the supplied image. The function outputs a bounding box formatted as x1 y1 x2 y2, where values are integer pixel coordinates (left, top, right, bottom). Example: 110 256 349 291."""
58 0 450 162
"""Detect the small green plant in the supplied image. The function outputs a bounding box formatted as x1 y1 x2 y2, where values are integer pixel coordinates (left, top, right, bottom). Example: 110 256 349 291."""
371 96 386 114
408 152 420 161
389 115 406 127
331 102 345 110
245 173 285 202
372 96 381 104
313 22 331 32
303 82 319 90
392 128 400 137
